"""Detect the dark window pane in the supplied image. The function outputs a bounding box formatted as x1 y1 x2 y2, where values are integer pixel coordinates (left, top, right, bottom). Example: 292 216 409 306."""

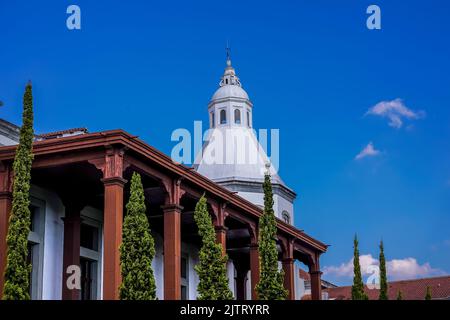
80 224 98 251
234 109 241 124
220 110 227 124
181 285 187 300
181 257 187 279
80 258 95 300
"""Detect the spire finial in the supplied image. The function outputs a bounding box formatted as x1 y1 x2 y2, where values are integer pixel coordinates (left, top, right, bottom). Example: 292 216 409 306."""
226 41 231 66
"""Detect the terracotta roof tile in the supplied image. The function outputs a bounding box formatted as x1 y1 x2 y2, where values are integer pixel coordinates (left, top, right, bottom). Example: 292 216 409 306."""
299 269 311 281
37 128 88 139
325 276 450 300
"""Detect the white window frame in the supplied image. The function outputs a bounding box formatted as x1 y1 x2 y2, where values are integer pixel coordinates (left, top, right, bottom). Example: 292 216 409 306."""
27 197 46 300
79 216 102 300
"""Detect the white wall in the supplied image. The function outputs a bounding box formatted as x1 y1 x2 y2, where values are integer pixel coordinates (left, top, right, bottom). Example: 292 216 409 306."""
29 184 236 300
227 260 236 298
236 191 294 224
30 185 65 300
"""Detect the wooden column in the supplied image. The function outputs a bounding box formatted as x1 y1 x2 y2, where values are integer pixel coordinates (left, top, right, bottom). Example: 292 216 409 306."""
309 255 322 300
61 206 82 300
0 162 12 298
215 226 227 255
282 238 295 300
102 176 126 300
249 243 260 300
162 203 183 300
92 147 127 300
282 258 295 300
310 270 322 300
213 202 228 256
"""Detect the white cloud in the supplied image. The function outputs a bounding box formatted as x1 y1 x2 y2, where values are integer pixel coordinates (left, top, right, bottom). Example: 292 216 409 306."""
355 142 380 160
323 254 445 281
366 98 425 129
323 254 377 277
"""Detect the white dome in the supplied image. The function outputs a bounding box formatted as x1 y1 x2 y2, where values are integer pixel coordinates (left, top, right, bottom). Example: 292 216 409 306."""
211 84 249 101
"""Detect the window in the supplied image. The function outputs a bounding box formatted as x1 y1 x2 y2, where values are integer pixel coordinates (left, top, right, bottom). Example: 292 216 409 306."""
27 199 45 300
234 109 241 124
180 255 189 300
79 219 101 300
282 211 290 224
247 111 251 127
211 112 215 128
220 109 227 124
80 258 97 300
80 223 99 251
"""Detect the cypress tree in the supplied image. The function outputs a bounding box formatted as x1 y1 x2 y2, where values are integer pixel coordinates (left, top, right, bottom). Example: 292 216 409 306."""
379 240 388 300
119 172 156 300
3 83 34 300
351 235 368 300
396 290 403 300
194 195 233 300
425 286 432 300
256 172 288 300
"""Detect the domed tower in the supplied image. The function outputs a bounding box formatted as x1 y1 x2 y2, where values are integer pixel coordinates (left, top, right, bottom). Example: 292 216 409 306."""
195 52 296 224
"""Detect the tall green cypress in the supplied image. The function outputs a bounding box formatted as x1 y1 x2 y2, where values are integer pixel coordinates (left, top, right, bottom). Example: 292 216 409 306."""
425 286 432 300
256 172 288 300
379 240 388 300
351 235 368 300
119 172 156 300
3 83 34 300
194 195 233 300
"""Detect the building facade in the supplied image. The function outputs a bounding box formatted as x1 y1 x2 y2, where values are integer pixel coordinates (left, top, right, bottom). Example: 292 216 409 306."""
0 58 327 301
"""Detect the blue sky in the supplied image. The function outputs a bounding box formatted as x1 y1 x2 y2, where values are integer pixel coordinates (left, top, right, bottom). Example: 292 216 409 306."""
1 0 449 285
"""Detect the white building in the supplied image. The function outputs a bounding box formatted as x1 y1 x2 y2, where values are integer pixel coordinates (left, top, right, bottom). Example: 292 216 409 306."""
195 54 296 225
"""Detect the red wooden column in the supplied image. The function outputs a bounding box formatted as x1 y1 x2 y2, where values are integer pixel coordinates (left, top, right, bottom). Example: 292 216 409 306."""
282 258 295 300
102 177 126 300
282 238 295 300
61 205 82 300
249 225 259 300
213 202 228 256
162 203 183 300
215 226 227 255
309 255 322 300
0 162 12 298
99 148 127 300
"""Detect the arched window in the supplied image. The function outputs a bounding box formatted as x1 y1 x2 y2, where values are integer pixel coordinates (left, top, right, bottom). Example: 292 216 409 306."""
220 109 227 124
211 112 215 128
234 109 241 124
282 211 290 224
247 111 251 127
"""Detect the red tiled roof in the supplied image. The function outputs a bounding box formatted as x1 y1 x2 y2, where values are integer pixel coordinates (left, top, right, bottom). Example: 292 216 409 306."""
299 269 311 281
37 128 88 139
325 276 450 300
